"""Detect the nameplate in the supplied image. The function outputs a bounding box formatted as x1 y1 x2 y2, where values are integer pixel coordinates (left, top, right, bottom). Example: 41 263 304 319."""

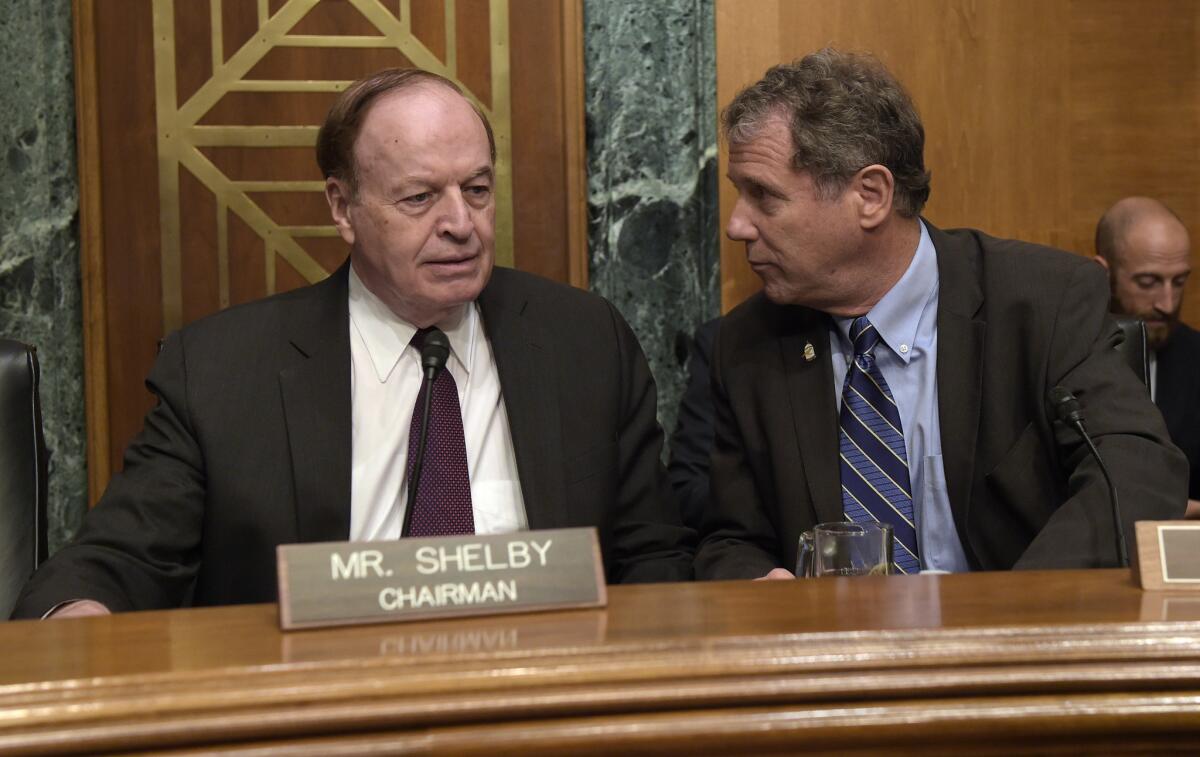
276 528 607 630
1134 521 1200 591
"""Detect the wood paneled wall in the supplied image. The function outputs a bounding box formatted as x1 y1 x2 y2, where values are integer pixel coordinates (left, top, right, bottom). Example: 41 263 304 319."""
716 0 1200 323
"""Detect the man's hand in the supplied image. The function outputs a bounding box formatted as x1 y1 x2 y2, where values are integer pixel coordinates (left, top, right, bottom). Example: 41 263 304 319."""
47 600 111 619
755 568 795 580
1187 499 1200 519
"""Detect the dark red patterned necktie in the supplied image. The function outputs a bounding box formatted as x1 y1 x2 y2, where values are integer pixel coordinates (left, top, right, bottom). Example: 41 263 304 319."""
404 330 474 536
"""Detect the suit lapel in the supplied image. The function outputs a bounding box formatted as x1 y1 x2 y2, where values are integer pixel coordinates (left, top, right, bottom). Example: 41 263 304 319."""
929 225 985 556
777 307 842 525
279 262 354 543
477 270 567 530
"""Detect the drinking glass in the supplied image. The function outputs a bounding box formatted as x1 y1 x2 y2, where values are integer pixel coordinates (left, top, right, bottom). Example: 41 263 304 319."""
796 522 893 577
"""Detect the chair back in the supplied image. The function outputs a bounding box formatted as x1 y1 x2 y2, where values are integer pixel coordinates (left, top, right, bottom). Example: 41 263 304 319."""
0 339 49 618
1112 316 1150 390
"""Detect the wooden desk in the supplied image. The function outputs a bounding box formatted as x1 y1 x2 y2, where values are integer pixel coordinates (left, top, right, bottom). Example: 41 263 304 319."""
3 570 1200 754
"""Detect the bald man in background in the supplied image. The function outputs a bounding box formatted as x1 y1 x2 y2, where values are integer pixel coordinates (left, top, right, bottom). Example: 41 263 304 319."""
1095 197 1200 515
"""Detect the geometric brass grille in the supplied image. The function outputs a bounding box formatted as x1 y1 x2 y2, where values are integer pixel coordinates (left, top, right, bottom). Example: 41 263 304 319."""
151 0 512 332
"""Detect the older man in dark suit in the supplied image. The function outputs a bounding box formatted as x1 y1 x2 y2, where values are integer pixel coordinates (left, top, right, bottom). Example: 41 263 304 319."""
695 49 1185 580
15 69 693 619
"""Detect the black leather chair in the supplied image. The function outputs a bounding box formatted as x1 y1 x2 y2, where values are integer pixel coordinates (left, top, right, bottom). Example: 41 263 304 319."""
1112 316 1150 390
0 339 49 619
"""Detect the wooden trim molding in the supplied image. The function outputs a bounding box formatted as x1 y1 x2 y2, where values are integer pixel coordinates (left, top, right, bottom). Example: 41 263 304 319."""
5 573 1200 752
560 0 588 290
72 0 111 505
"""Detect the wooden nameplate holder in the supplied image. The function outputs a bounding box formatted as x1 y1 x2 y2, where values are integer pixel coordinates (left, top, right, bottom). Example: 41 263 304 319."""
276 527 607 630
1133 521 1200 591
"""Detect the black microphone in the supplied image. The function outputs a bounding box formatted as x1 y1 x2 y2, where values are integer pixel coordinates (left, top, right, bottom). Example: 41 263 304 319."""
1048 386 1128 567
400 328 451 538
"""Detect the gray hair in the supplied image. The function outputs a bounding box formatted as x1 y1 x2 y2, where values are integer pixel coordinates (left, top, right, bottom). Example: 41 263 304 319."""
317 68 495 198
722 48 931 217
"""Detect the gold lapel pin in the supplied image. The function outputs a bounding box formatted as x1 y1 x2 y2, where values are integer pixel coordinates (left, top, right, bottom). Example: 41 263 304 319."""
803 342 816 362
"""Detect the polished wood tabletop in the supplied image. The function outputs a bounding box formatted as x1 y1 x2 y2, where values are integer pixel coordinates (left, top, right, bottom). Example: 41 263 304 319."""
3 570 1200 754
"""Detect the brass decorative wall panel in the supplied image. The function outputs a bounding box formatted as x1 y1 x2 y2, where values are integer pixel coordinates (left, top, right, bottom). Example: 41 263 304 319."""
150 0 512 332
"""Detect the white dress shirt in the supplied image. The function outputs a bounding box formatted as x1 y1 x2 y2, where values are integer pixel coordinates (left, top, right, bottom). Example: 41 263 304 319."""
347 265 527 541
1149 351 1159 402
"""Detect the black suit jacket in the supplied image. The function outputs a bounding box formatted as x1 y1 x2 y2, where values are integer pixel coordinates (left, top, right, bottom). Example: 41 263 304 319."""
14 264 694 617
668 318 720 530
1156 323 1200 500
695 224 1188 579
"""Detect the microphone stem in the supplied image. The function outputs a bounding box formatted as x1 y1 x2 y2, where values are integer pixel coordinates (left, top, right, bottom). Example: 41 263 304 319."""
400 375 436 538
1074 419 1128 568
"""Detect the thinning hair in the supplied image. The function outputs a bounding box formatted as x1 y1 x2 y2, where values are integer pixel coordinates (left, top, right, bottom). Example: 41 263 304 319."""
316 68 496 196
722 48 931 217
1096 197 1186 265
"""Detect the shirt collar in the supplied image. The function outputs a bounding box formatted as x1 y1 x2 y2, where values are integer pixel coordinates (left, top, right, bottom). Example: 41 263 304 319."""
348 263 475 383
834 220 938 364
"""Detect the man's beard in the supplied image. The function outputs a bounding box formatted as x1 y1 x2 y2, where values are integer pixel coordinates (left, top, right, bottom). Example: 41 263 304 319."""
1144 312 1179 352
1110 283 1181 352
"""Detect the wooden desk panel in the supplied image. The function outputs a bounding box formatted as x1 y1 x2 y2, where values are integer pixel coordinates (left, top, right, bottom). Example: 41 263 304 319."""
3 571 1200 754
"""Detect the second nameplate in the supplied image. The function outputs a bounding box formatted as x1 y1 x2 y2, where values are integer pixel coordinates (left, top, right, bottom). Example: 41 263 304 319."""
1134 521 1200 591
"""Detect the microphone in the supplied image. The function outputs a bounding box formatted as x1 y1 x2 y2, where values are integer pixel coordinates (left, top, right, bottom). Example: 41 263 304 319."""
400 328 451 538
1048 386 1128 567
419 329 450 380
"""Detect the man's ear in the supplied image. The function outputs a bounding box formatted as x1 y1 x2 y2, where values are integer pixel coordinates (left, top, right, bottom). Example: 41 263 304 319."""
325 177 356 246
850 164 895 231
1094 255 1111 274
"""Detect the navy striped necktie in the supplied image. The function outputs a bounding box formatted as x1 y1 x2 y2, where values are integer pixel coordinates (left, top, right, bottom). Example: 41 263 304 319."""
838 316 920 573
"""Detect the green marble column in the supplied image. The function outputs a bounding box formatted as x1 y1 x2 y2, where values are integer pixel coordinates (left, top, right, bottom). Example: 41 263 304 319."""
585 0 719 441
0 0 87 551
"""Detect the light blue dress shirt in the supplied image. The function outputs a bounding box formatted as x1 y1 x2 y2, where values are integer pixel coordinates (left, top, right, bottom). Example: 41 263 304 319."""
829 221 971 572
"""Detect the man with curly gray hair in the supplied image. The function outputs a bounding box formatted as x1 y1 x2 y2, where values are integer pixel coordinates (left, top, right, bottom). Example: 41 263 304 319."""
695 49 1185 580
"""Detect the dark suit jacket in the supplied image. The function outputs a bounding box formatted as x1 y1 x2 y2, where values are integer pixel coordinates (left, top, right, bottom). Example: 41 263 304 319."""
695 225 1188 579
14 264 694 617
668 318 720 530
1156 323 1200 500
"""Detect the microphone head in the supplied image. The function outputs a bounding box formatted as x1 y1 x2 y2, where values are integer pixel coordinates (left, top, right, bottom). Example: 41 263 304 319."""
1048 386 1083 424
420 328 450 372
